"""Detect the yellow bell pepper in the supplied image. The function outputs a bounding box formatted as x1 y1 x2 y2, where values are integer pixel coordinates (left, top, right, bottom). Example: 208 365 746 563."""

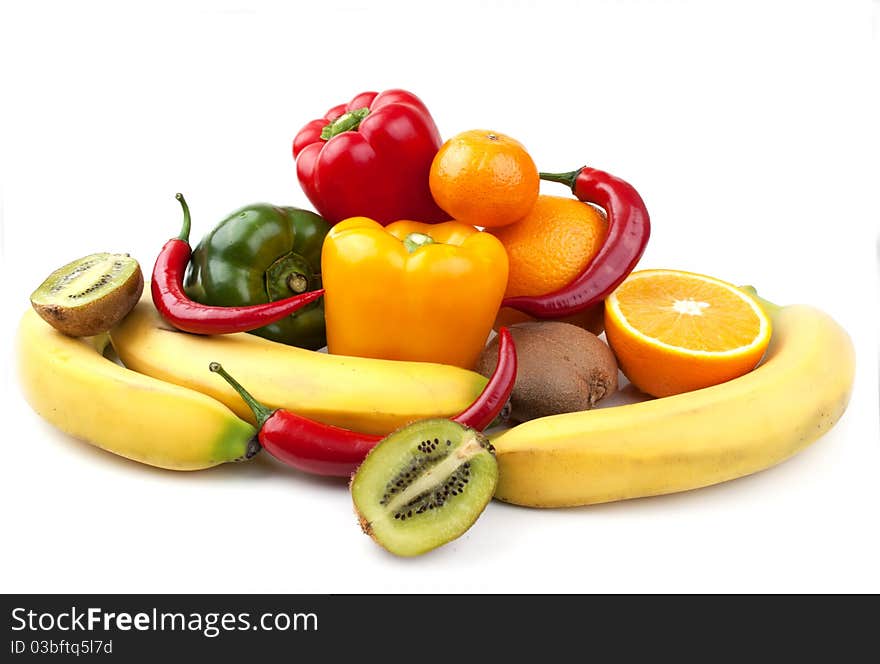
321 217 509 368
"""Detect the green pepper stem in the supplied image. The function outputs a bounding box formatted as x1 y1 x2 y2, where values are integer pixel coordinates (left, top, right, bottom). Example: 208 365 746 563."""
209 362 273 427
539 169 582 194
403 232 435 253
288 273 309 294
175 193 192 243
320 107 370 140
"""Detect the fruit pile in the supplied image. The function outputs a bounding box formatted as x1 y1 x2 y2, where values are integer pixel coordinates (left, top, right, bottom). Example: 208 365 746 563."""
17 89 856 558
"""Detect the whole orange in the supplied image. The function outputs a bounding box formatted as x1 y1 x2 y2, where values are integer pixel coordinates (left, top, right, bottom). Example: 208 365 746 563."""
491 194 608 298
491 195 608 334
429 129 539 228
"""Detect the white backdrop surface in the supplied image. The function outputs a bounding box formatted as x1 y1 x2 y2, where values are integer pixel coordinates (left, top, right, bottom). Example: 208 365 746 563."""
1 0 878 593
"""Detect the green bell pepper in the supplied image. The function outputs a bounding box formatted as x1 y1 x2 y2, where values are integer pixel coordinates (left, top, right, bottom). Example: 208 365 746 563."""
183 204 331 350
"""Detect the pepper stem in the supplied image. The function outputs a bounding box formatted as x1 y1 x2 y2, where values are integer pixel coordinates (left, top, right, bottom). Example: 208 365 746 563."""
320 107 370 140
175 193 192 242
209 362 273 427
288 273 309 294
539 169 583 195
403 232 434 253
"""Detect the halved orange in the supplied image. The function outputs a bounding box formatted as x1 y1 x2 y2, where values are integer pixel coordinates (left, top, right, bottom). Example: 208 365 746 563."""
604 269 772 397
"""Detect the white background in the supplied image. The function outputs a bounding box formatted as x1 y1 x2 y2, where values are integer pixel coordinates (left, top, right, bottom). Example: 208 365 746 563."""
1 0 878 593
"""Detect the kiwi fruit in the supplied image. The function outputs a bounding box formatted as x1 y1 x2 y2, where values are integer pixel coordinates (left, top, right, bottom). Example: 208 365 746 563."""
30 252 144 337
351 419 498 557
475 321 619 422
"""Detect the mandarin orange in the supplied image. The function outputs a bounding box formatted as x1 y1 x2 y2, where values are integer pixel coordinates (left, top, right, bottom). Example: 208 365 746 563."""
429 129 539 228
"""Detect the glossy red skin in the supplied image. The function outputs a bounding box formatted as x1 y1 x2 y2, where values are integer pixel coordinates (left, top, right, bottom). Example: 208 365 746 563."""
151 238 324 335
257 327 517 477
293 89 449 225
259 413 380 477
450 327 516 431
502 167 650 318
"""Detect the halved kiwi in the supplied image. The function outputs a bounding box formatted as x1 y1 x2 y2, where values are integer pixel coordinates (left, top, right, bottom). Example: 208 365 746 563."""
351 419 498 557
30 252 144 337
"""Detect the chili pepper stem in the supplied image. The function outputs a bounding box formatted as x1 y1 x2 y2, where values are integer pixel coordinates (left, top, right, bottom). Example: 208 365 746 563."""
209 362 274 427
174 193 192 243
538 169 583 193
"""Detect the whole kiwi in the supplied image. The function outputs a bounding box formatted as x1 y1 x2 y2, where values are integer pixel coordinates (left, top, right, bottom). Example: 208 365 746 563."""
475 321 619 422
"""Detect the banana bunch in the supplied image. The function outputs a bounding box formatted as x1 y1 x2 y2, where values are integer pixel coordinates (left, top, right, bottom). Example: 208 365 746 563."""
17 291 855 503
491 299 856 507
16 309 258 471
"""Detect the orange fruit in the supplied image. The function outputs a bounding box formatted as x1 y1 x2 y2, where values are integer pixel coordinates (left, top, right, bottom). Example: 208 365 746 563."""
604 269 772 397
490 195 608 298
429 129 539 228
491 194 608 334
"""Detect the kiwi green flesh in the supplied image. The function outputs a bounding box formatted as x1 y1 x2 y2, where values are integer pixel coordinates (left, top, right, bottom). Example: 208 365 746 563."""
351 419 498 557
30 253 143 337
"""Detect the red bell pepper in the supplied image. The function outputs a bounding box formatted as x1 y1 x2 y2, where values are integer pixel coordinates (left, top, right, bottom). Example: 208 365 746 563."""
293 89 449 225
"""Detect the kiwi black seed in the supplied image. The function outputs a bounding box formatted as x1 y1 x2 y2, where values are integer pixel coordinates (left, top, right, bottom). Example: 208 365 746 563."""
350 418 498 557
30 252 144 337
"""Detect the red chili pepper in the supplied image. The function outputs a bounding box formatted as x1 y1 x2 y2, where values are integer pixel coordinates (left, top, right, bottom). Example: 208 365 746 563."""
293 89 449 225
449 328 517 431
208 327 516 477
501 167 650 318
151 193 324 335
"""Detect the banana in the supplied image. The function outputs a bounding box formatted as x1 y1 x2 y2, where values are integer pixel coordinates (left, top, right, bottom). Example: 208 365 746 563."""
109 295 488 435
491 299 856 507
16 309 257 471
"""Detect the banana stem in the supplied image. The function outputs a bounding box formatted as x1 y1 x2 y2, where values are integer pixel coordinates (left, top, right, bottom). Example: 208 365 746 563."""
739 285 783 317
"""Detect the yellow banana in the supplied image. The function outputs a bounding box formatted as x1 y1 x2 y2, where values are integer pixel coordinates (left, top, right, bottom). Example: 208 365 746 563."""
109 295 488 435
16 309 257 471
492 299 855 507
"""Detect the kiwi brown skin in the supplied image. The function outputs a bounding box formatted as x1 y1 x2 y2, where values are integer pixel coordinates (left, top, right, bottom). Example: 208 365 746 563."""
30 256 144 337
475 321 619 422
